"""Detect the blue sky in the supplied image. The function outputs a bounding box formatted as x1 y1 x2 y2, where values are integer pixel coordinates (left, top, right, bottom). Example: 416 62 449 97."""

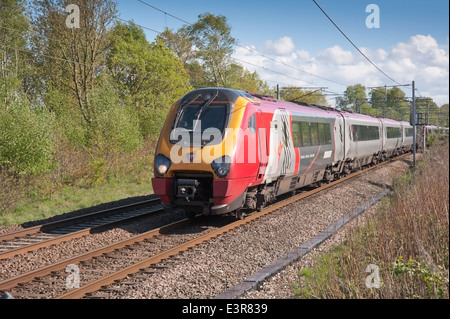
118 0 449 53
117 0 449 105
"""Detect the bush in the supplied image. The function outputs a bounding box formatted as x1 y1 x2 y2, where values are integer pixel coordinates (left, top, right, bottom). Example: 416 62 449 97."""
0 100 56 175
89 79 143 154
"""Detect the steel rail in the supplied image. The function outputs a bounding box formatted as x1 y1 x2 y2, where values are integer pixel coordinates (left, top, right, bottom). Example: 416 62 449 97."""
0 197 160 241
0 215 187 292
56 153 411 299
0 198 160 260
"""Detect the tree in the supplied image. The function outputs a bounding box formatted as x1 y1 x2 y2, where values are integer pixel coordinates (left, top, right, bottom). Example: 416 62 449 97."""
226 63 271 95
0 97 56 175
108 22 192 138
280 87 328 106
441 103 449 113
0 0 30 107
183 13 236 87
338 84 369 112
385 87 409 121
440 103 449 127
369 86 409 120
31 0 118 125
157 27 205 88
157 27 195 65
369 88 386 116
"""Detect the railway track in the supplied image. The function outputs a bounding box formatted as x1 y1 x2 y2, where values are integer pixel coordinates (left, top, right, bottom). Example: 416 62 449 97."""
0 153 411 299
0 197 162 260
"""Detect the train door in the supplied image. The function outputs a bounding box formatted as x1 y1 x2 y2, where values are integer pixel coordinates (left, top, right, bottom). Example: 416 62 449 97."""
335 114 346 160
264 116 279 183
256 110 268 182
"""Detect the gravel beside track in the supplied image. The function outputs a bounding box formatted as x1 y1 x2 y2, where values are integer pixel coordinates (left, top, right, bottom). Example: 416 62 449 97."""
91 155 414 299
0 155 414 299
0 202 184 283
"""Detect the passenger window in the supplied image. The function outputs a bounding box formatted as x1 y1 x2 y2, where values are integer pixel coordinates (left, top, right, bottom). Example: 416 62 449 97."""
310 123 319 146
301 122 311 147
292 122 301 147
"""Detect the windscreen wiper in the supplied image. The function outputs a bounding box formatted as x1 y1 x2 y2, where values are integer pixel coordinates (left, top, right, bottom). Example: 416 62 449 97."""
193 91 220 132
174 93 202 127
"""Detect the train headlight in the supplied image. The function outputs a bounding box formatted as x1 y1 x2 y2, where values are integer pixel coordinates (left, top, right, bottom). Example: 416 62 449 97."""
155 154 171 176
211 156 231 178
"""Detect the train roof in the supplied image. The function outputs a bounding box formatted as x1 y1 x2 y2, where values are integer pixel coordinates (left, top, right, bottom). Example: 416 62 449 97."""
246 90 410 126
185 88 411 126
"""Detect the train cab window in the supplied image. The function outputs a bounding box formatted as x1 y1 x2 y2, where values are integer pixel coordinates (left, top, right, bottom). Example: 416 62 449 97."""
171 102 229 146
248 113 256 134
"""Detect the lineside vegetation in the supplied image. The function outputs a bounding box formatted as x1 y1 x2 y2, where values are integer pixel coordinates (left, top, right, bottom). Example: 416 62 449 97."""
0 0 448 225
295 139 449 299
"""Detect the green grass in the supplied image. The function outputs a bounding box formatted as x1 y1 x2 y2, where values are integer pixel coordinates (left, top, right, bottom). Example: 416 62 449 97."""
0 178 153 226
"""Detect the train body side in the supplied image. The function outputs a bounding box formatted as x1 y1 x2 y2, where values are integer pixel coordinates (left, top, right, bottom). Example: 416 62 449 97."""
152 88 414 217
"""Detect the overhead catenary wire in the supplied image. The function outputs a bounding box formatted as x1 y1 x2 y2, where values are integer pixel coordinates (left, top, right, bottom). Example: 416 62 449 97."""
312 0 402 86
4 0 426 108
0 7 319 88
2 44 156 79
135 0 349 89
0 0 349 96
134 0 423 105
231 56 320 87
0 0 314 89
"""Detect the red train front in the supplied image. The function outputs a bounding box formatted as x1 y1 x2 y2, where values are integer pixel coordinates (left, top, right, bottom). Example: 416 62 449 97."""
151 87 340 217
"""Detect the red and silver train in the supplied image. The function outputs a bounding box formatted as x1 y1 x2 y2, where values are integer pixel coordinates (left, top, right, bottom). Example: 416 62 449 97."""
152 88 414 217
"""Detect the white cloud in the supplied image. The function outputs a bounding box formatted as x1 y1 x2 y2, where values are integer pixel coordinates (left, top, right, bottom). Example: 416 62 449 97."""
265 36 295 56
317 45 354 65
232 34 449 106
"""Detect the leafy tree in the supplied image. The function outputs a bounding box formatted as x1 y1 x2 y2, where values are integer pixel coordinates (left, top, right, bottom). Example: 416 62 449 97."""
157 27 195 65
226 63 271 95
338 84 369 112
369 88 387 116
440 103 449 127
88 76 142 154
369 87 409 120
441 104 449 113
183 13 236 87
280 87 328 106
108 22 192 138
0 0 30 106
157 27 205 88
31 0 118 125
385 87 410 121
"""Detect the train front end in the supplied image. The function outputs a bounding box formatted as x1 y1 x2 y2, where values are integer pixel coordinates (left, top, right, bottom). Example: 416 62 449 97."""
151 88 254 216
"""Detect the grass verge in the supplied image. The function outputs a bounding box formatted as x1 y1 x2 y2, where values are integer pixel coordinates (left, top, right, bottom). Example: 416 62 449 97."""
0 177 153 226
295 140 449 299
0 138 155 227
